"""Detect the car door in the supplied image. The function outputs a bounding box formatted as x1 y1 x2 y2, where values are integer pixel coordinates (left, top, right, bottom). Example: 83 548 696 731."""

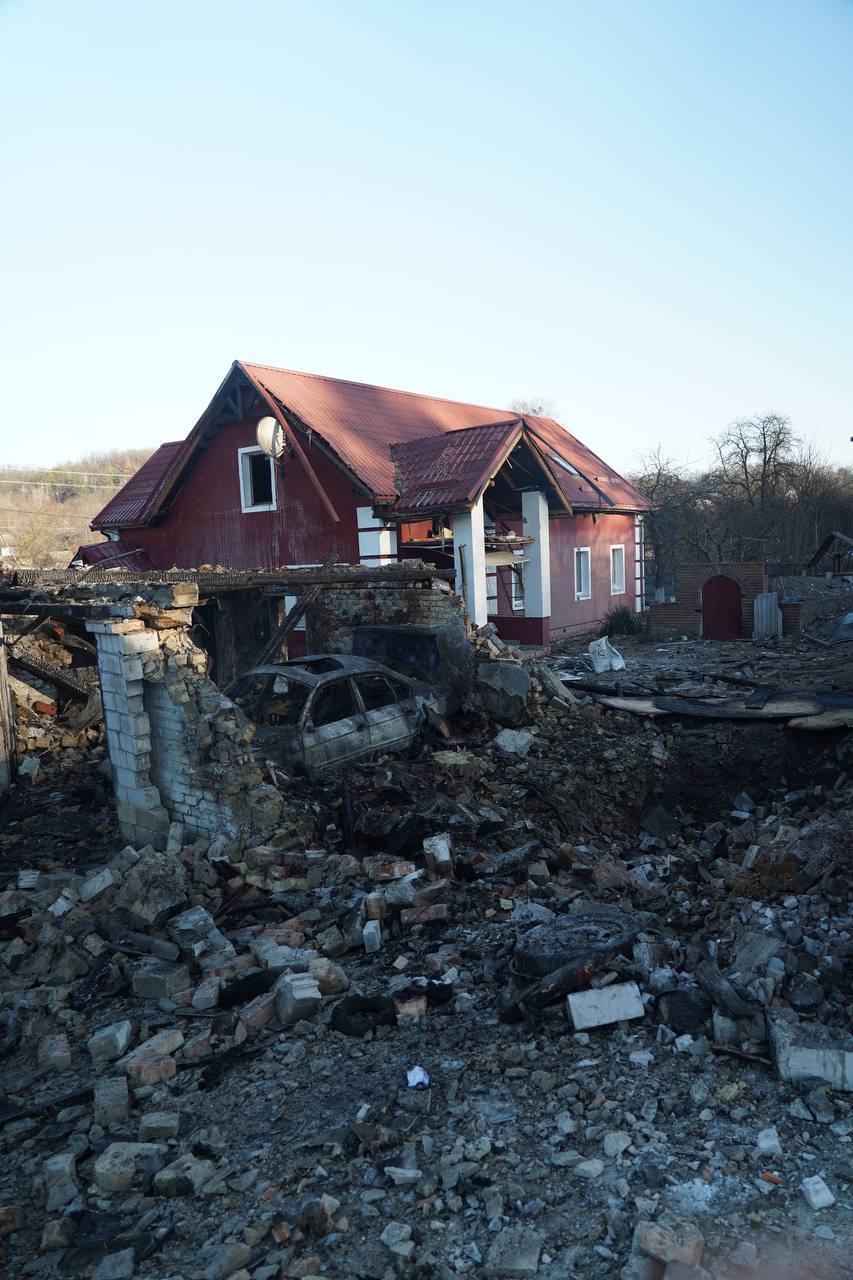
353 674 423 756
300 676 370 770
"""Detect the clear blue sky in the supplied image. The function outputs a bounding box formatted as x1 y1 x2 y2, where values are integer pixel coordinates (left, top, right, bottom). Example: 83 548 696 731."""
1 0 851 471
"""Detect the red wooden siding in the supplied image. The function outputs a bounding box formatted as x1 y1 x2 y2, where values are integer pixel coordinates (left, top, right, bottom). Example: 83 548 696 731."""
127 422 362 570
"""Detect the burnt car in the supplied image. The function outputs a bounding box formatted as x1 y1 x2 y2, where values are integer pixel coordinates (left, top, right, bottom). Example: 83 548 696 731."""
230 655 434 772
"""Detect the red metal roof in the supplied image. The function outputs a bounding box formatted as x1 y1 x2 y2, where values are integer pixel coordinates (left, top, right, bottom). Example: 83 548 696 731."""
241 363 516 501
91 442 185 529
94 365 652 529
389 420 523 512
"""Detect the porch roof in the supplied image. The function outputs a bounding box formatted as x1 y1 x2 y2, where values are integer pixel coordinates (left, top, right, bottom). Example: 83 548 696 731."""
387 418 571 514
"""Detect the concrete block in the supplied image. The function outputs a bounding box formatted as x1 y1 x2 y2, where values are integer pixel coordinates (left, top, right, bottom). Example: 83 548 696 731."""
131 1055 176 1086
768 1009 853 1092
801 1174 835 1209
121 785 164 810
119 630 161 654
633 1220 704 1267
94 1142 164 1192
80 867 119 902
273 972 322 1025
138 1111 180 1141
116 1028 184 1077
132 961 191 999
42 1152 79 1211
363 920 382 953
38 1034 72 1072
153 1153 215 1196
94 1077 130 1127
91 1247 136 1280
88 1019 133 1062
566 982 645 1030
238 991 276 1033
192 976 222 1009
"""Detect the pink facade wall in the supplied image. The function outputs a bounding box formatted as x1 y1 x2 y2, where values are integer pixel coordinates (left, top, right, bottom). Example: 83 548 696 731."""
548 512 637 632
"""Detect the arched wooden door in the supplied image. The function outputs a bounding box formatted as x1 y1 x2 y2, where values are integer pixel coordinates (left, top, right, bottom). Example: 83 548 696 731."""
702 575 741 639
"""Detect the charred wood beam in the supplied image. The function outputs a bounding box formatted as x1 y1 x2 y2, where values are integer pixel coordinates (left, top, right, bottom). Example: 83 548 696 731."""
10 650 91 702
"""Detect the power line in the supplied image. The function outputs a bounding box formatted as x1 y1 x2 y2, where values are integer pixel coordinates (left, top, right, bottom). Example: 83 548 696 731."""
0 479 122 490
0 466 142 479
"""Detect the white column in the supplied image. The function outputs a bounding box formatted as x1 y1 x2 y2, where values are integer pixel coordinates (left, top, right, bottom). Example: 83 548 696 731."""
521 490 551 618
452 496 488 626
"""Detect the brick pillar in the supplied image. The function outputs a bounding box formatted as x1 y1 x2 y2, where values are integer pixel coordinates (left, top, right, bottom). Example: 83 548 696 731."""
86 619 171 848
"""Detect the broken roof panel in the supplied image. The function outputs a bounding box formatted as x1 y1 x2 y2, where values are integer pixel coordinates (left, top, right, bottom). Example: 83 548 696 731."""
91 442 185 529
389 419 523 512
73 540 156 571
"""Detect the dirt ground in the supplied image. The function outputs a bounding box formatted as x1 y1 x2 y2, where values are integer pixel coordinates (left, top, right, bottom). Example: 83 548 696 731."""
0 635 851 1280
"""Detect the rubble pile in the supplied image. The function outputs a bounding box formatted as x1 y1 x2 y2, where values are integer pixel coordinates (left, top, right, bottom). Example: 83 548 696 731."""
6 629 102 767
1 649 851 1280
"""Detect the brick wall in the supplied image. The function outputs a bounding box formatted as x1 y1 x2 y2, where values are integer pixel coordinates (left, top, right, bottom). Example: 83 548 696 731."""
306 579 466 653
88 617 281 847
648 562 767 638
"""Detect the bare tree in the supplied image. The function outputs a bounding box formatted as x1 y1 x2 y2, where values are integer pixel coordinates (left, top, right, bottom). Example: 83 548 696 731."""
509 396 557 419
633 416 853 583
714 414 797 509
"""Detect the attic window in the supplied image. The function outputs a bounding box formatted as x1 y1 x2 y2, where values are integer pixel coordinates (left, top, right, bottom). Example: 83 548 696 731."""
549 453 581 478
238 446 276 513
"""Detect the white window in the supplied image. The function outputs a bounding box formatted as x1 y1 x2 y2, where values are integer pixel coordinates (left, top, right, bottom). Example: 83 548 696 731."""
238 446 276 513
511 561 524 611
610 544 625 595
574 547 591 601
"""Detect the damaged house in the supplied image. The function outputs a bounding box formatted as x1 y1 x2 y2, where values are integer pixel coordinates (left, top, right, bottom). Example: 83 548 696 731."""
79 362 652 648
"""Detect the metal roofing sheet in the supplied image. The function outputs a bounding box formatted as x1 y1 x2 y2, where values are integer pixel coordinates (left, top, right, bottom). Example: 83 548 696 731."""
92 442 185 528
74 540 155 570
389 419 522 511
98 365 652 527
242 363 511 500
242 365 652 512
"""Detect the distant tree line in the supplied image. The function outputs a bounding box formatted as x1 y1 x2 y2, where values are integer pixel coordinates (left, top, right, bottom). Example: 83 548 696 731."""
0 448 153 568
629 416 853 593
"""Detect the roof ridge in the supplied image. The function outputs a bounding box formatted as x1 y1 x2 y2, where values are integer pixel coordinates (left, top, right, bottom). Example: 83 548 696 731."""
240 361 512 417
391 418 522 450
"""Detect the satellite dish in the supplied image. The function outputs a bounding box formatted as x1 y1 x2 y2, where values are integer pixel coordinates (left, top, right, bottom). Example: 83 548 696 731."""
256 416 285 459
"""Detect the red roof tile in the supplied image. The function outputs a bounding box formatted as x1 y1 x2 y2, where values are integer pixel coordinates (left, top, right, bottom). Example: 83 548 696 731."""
92 442 185 529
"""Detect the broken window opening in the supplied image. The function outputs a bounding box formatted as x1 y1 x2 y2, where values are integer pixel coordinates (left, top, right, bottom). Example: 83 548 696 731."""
309 679 359 727
238 446 276 512
355 675 401 711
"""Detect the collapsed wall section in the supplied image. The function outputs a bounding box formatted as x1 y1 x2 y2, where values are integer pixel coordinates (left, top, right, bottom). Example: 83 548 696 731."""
87 617 280 847
305 577 466 652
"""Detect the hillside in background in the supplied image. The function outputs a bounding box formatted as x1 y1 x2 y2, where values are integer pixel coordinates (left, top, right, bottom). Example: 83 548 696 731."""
0 448 155 569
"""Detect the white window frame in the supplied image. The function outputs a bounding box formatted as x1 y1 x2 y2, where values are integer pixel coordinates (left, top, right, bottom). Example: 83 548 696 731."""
574 546 591 601
238 446 277 513
610 544 626 595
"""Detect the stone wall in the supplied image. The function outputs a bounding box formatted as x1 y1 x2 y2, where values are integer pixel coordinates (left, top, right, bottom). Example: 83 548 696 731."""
87 617 280 848
305 578 466 653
